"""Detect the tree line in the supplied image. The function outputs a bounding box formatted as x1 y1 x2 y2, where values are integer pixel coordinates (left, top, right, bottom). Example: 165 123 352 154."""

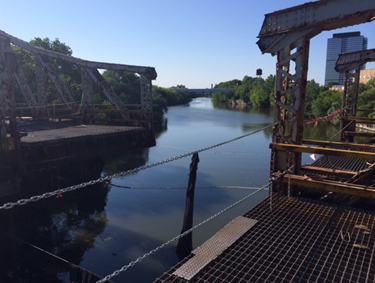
211 75 375 124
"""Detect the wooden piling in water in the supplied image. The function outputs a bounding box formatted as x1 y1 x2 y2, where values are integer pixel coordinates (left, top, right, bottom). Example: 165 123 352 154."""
176 152 199 261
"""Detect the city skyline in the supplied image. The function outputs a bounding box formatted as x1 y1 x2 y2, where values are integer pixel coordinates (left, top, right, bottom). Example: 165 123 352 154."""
1 0 375 88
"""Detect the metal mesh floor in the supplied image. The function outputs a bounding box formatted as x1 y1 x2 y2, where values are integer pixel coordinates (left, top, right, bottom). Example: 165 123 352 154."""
155 196 375 282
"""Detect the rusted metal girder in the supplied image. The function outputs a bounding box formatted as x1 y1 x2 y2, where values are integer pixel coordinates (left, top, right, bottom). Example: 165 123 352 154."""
34 55 78 111
335 49 375 141
34 58 48 117
80 68 94 124
339 68 360 142
0 29 157 79
0 28 157 129
270 143 375 161
273 173 375 199
335 48 375 73
257 0 375 54
303 139 375 151
140 74 153 136
0 41 39 112
258 0 375 196
83 67 129 119
0 38 22 166
300 166 356 179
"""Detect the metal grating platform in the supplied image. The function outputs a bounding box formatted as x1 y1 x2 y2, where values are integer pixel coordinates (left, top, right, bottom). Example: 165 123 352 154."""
155 196 375 282
20 124 144 144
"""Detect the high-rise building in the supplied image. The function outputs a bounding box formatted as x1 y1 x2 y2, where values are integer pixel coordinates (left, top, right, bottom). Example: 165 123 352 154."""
324 32 368 86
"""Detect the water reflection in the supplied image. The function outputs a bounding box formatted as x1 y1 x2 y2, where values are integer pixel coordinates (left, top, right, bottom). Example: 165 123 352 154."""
0 159 109 281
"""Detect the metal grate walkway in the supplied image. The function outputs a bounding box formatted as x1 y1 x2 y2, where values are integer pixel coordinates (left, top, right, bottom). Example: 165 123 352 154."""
155 196 375 282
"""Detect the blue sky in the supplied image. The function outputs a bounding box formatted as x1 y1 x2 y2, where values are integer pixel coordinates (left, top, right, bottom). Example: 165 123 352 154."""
2 0 375 88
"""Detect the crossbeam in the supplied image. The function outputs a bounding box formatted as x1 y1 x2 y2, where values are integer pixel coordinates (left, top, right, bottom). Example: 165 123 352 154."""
344 131 375 138
346 116 375 124
257 0 375 54
301 166 356 179
336 48 375 72
0 29 156 79
273 173 375 199
302 139 375 151
270 143 375 160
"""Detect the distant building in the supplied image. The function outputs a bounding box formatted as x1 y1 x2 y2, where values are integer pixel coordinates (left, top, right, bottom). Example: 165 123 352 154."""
359 68 375 84
324 32 368 86
330 85 345 92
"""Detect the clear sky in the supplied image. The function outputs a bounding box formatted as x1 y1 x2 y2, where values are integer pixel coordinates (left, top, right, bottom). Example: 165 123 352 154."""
2 0 375 88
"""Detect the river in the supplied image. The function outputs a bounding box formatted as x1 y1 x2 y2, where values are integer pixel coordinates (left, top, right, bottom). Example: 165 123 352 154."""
0 97 340 282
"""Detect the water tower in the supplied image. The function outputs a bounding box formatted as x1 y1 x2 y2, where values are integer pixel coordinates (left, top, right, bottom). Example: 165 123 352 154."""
256 68 262 77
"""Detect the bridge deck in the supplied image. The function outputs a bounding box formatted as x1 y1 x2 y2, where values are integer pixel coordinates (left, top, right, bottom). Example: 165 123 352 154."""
19 122 144 145
155 196 375 282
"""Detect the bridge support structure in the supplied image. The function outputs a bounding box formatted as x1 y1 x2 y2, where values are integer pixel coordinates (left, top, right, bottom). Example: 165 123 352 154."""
335 48 375 141
257 0 375 196
0 29 158 170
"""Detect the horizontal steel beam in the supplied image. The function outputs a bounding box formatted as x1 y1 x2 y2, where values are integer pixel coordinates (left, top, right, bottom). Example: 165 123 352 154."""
335 49 375 72
344 131 375 138
173 88 235 93
0 29 157 79
273 173 375 199
257 0 375 53
301 166 356 178
302 139 375 151
346 116 375 124
270 143 375 160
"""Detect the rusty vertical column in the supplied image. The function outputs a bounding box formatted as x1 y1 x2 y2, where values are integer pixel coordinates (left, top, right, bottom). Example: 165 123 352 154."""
176 152 199 261
35 58 48 118
81 68 94 124
140 73 155 145
270 35 310 196
0 38 22 172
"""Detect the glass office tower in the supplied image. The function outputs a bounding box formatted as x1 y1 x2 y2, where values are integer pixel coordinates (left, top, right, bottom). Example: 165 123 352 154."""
324 32 368 86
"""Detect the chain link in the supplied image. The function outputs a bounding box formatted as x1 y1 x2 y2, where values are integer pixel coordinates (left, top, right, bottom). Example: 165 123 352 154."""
0 123 277 210
97 183 270 283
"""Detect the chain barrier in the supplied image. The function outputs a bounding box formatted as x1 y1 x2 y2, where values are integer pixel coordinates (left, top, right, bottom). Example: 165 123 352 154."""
0 122 277 210
97 183 270 283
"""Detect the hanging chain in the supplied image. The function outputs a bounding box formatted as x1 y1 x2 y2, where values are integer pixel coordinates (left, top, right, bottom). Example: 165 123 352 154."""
97 183 270 283
0 123 278 210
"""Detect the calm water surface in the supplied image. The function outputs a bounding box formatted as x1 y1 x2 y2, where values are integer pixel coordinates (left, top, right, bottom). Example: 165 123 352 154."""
1 97 340 282
88 97 273 282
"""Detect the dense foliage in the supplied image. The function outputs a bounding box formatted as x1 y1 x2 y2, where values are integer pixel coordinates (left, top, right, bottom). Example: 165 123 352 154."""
212 76 375 124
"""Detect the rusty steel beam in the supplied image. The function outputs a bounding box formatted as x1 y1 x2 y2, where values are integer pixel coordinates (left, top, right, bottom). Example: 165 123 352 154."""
346 116 375 124
34 55 78 111
344 131 375 138
303 139 375 151
270 143 375 160
83 67 129 119
80 68 94 124
301 166 356 179
335 48 375 73
0 29 157 79
0 41 38 109
273 173 375 199
257 0 375 54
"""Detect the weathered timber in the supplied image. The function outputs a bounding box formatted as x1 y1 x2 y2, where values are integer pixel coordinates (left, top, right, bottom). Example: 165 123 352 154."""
176 152 199 261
